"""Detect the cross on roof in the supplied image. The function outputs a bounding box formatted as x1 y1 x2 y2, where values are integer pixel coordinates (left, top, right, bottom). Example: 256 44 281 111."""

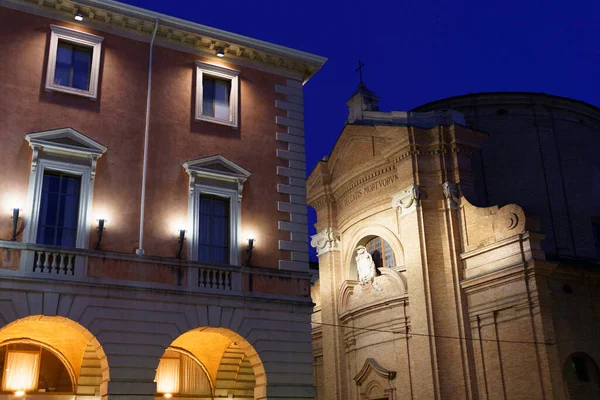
356 60 365 84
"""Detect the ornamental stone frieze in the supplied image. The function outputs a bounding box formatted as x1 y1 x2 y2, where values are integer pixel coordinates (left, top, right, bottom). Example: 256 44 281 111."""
310 227 340 256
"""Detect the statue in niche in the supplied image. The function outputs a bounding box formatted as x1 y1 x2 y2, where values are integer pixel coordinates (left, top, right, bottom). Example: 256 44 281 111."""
355 245 382 291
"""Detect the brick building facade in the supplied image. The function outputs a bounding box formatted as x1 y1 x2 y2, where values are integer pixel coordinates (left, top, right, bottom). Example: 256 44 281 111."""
308 86 600 399
0 0 325 399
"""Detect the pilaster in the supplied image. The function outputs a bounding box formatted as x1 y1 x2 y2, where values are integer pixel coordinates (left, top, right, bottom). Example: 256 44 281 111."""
311 227 347 400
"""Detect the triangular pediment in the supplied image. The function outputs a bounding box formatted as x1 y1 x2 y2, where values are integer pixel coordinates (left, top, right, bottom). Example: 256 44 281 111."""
25 127 107 156
183 155 251 182
354 358 396 386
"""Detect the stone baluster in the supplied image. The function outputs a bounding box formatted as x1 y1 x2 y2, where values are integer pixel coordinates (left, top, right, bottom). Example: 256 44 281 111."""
51 253 58 273
43 252 51 272
217 270 223 289
223 271 230 290
66 254 74 275
58 254 66 274
34 251 43 272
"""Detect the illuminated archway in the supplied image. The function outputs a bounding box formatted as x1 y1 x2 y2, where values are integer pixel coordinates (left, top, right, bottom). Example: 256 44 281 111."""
0 316 108 398
155 327 264 399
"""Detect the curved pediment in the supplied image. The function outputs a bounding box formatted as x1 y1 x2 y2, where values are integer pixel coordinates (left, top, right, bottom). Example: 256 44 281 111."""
354 358 396 385
338 268 408 317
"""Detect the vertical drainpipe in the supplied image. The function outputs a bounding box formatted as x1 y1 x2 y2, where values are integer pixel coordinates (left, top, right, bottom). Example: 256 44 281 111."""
136 18 160 256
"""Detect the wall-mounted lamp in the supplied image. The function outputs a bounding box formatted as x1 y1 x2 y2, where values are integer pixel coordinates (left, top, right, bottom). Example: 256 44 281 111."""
245 237 254 267
163 394 172 399
14 390 25 397
176 229 186 259
10 208 20 241
74 12 84 21
95 219 106 250
216 48 225 57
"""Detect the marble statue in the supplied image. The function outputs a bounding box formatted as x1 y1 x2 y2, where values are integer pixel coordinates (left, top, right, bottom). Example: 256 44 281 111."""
355 245 379 289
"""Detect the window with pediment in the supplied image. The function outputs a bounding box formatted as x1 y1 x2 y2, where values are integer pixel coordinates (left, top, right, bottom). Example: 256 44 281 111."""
22 128 107 251
183 155 250 265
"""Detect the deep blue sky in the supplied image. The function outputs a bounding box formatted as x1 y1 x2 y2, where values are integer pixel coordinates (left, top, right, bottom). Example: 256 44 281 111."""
121 0 599 260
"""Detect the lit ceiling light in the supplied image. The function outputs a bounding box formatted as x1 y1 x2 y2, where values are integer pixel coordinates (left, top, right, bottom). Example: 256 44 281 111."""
74 12 84 21
216 48 225 57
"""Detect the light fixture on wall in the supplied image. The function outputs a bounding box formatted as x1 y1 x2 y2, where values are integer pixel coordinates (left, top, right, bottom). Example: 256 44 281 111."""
245 237 254 267
163 394 172 399
94 219 106 250
74 12 84 21
216 48 225 57
176 229 186 259
14 391 25 397
10 208 20 241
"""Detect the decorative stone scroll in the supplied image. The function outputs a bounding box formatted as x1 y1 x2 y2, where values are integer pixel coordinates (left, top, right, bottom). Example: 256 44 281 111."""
442 181 460 208
391 184 420 214
310 227 340 256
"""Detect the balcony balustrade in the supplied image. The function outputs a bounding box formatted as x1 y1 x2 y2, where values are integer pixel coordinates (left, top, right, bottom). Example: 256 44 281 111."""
0 240 311 297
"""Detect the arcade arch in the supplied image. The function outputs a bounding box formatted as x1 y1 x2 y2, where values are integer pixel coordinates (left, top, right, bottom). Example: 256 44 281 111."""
0 316 108 398
155 327 263 400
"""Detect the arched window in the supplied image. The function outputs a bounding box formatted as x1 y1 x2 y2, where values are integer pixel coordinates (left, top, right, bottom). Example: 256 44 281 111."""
365 237 396 269
0 343 73 395
563 353 600 399
155 349 212 397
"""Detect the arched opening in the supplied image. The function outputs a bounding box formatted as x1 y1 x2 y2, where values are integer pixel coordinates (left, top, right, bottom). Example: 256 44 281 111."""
0 341 74 394
0 316 108 399
349 235 400 280
155 328 263 400
563 352 600 399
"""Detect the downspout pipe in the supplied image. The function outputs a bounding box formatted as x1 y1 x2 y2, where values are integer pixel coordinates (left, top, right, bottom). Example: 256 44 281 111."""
136 18 159 256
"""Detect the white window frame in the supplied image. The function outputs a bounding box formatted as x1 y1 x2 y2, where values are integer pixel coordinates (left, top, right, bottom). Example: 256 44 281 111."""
183 156 250 266
45 25 104 99
23 159 93 249
190 185 240 265
21 128 107 252
195 61 240 128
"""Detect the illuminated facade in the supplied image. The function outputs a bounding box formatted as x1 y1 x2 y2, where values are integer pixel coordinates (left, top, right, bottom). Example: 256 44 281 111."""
308 86 600 400
0 0 326 399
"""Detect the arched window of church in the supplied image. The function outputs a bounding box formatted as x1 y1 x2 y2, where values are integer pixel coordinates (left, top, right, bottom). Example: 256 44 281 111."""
365 237 396 269
563 352 600 399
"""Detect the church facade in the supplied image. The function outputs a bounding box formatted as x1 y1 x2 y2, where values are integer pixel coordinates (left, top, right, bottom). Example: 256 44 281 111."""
0 1 325 399
308 86 600 399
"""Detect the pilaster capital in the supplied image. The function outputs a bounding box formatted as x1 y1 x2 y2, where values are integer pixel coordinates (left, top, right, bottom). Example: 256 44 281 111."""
391 184 420 213
442 181 460 208
310 227 340 256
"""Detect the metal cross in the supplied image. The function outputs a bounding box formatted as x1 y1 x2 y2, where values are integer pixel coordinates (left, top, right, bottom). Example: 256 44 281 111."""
356 60 365 84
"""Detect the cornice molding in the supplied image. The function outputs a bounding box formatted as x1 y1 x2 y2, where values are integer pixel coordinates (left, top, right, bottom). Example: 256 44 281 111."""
2 0 326 82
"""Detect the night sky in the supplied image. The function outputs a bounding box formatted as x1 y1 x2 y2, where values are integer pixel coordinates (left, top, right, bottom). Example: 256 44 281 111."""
120 0 600 260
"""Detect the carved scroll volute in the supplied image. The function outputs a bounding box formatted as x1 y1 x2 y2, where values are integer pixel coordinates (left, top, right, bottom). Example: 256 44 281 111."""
442 181 460 209
310 227 340 256
391 184 420 215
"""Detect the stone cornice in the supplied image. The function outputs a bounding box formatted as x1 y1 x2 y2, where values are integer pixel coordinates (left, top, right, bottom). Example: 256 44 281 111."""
3 0 327 82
